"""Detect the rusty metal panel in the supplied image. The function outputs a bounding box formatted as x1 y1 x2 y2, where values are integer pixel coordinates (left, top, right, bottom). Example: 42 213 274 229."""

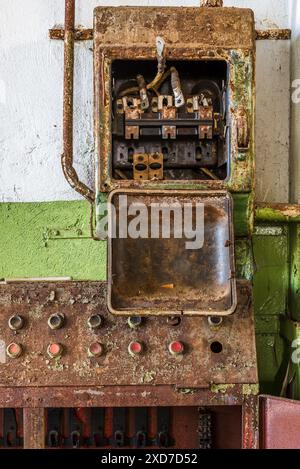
0 384 259 410
0 281 257 388
107 190 236 316
260 395 300 449
94 7 255 50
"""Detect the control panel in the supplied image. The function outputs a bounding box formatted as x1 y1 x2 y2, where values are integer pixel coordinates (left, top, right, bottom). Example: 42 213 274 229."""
0 281 257 388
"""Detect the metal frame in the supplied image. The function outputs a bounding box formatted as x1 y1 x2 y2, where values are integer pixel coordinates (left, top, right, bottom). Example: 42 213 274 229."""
1 386 259 449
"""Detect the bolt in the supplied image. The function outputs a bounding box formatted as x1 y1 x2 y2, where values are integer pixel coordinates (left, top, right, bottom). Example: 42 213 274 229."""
8 314 24 331
6 342 22 359
48 313 64 330
87 314 102 330
127 316 142 329
208 316 223 327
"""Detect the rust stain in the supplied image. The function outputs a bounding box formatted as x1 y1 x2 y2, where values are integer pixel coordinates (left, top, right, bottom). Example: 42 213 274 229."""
256 29 291 40
49 28 292 43
49 28 93 41
256 203 300 219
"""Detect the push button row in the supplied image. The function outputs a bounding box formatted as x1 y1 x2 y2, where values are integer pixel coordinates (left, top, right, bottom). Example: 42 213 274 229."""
5 340 185 359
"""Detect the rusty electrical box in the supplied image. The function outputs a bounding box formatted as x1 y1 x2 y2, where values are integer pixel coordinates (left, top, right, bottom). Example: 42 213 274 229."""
95 6 254 193
0 2 262 450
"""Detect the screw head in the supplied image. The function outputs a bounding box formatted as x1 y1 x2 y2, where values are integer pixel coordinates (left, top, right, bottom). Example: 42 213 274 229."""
47 343 63 358
8 314 24 331
48 313 64 330
6 342 22 358
127 316 142 329
87 314 102 330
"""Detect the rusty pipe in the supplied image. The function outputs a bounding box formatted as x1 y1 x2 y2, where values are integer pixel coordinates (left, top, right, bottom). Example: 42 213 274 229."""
62 0 95 203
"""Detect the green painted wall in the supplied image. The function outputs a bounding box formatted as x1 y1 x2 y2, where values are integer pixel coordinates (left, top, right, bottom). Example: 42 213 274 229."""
0 201 106 281
253 225 289 395
1 196 250 281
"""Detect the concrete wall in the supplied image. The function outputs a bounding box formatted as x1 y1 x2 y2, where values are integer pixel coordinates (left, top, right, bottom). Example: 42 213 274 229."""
0 0 293 203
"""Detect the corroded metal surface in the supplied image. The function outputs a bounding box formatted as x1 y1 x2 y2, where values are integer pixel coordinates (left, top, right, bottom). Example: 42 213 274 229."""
256 29 291 40
49 28 291 42
108 190 236 316
0 385 258 409
256 202 300 223
242 395 259 449
23 408 45 449
0 281 257 388
49 28 93 40
94 7 255 195
94 7 255 49
200 0 223 6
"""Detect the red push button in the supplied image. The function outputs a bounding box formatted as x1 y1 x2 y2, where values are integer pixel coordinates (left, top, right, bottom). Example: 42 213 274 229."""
47 343 63 358
168 341 184 355
128 341 143 357
6 342 22 358
88 342 104 358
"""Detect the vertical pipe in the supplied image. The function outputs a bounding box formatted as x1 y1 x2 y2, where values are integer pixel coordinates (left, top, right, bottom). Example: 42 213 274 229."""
61 0 95 202
63 0 75 166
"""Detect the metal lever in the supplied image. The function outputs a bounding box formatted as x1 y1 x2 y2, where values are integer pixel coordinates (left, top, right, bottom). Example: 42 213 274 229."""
156 36 166 74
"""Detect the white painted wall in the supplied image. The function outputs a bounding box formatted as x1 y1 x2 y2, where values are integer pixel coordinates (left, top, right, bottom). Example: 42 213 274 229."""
290 0 300 203
0 0 293 202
